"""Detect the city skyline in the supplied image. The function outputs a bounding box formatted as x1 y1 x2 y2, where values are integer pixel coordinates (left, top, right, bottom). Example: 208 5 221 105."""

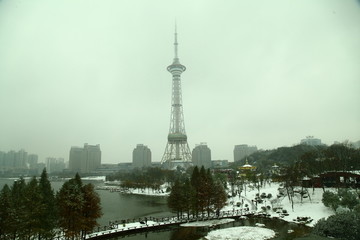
0 0 359 164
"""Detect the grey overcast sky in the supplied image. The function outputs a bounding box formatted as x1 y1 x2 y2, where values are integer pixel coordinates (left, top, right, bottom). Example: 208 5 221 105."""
0 0 359 164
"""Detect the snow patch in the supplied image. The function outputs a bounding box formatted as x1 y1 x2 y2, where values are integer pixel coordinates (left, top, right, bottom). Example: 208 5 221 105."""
205 226 276 240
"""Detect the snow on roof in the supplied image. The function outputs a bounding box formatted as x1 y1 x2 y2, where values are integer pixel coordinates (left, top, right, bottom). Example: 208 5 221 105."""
242 164 253 167
205 226 275 240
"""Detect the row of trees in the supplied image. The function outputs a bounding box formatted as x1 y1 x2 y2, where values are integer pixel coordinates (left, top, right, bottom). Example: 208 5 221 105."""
0 170 102 240
168 166 227 218
299 143 360 175
232 143 360 177
107 167 191 193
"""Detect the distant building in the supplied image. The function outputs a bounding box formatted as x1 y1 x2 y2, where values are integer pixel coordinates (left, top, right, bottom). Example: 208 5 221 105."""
212 160 229 169
46 157 65 173
233 144 257 162
27 154 38 169
0 149 30 170
132 144 151 168
15 149 28 169
310 171 360 188
69 143 101 173
0 149 39 175
192 143 212 169
301 136 322 146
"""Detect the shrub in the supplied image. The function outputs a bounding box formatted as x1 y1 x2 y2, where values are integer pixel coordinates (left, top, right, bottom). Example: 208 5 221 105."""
322 191 340 211
338 189 359 210
353 204 360 214
313 212 360 240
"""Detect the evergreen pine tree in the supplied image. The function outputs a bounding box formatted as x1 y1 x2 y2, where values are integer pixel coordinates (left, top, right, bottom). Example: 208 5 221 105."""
81 183 102 238
10 177 27 239
167 180 183 218
197 166 209 216
212 180 227 216
56 173 84 239
190 166 200 216
205 168 215 216
23 177 43 239
0 184 12 239
38 168 57 239
182 178 195 218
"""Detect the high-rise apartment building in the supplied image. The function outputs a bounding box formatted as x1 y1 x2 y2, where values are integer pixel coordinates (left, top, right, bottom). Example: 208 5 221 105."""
132 144 151 168
301 136 322 146
27 154 38 169
234 144 258 162
192 143 212 169
0 149 29 170
46 157 65 173
69 143 101 173
0 150 39 174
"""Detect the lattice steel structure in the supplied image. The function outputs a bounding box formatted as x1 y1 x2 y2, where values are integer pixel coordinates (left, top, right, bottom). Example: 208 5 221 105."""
161 27 192 169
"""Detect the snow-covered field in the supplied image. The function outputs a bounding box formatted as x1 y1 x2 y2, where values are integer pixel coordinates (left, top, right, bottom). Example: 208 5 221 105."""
205 226 275 240
223 182 334 227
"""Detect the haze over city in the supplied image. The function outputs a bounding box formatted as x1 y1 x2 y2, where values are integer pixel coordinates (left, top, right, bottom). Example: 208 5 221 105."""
0 0 359 164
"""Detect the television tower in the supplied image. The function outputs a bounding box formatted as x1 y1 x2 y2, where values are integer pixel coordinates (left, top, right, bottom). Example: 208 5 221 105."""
161 26 192 169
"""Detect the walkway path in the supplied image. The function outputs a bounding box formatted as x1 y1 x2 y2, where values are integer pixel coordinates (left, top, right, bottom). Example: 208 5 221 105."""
86 210 254 240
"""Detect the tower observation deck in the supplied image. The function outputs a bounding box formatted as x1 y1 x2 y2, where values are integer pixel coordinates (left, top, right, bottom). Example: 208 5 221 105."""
161 26 192 169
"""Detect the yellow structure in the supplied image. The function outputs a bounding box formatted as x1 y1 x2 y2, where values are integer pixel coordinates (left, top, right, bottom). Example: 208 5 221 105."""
239 159 256 170
238 159 256 177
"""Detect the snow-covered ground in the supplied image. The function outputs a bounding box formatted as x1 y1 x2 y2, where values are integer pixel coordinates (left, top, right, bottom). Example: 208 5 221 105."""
223 182 334 227
127 187 169 196
82 176 106 181
205 226 275 240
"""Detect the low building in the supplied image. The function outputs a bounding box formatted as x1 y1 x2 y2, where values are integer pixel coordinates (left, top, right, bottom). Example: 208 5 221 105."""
311 171 360 188
212 160 229 169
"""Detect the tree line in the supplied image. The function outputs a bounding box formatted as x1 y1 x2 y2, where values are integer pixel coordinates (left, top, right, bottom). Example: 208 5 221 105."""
167 166 227 218
232 143 360 176
0 169 102 240
107 167 188 193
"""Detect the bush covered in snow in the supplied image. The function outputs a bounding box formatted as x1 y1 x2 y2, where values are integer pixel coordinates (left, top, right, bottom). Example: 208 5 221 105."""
312 212 360 240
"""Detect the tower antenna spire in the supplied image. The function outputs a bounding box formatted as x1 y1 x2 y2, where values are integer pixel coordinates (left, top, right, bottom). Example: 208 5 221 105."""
173 22 179 63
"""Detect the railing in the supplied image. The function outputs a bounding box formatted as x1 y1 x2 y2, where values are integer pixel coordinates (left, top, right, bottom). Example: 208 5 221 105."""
86 208 254 239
